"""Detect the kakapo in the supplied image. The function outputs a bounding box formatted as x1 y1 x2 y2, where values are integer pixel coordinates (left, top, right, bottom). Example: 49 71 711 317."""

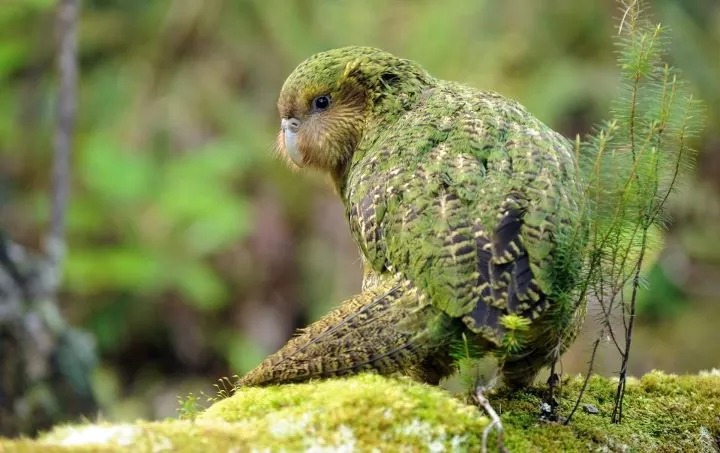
239 46 586 389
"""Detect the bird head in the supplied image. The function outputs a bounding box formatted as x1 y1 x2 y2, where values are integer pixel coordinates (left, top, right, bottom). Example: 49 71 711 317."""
275 46 431 178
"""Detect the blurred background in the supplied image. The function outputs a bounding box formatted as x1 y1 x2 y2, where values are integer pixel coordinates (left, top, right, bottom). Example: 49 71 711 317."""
0 0 718 434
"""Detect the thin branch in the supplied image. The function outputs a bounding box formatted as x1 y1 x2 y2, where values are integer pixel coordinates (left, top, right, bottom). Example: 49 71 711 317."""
652 94 689 221
565 337 601 425
0 231 31 303
612 225 648 424
593 254 624 356
543 345 561 421
476 386 506 453
47 0 79 277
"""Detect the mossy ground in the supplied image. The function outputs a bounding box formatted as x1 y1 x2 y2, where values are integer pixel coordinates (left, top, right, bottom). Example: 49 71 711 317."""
1 371 718 452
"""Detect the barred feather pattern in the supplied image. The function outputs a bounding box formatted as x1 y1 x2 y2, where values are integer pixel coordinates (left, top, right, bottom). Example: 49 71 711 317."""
237 275 458 386
343 81 585 381
240 47 586 388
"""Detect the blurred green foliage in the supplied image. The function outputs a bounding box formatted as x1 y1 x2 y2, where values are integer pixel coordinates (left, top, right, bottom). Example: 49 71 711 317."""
0 0 718 420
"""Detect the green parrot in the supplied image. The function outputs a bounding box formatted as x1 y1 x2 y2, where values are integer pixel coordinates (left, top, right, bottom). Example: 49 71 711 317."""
239 46 586 388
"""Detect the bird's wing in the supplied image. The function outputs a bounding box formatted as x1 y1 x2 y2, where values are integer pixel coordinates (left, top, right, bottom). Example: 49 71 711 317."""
347 92 581 343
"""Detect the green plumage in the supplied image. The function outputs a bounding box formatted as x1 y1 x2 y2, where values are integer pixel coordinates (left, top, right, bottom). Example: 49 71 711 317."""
239 47 587 388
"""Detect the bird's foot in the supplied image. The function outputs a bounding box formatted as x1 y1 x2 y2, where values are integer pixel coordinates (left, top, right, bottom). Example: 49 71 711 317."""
474 384 508 453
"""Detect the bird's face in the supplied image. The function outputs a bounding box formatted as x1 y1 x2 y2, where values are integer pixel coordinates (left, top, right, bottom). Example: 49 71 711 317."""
274 47 431 177
275 63 368 174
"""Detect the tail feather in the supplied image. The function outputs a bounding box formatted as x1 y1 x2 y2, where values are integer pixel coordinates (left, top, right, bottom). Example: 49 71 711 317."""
236 278 452 387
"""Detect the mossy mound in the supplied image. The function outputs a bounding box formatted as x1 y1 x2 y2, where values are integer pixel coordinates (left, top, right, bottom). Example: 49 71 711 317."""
1 371 719 452
495 369 720 452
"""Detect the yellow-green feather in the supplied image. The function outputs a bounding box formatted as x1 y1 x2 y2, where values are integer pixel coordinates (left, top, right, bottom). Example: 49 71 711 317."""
241 47 587 388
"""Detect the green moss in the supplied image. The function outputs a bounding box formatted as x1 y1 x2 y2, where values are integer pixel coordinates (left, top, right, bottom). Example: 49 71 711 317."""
198 373 488 450
494 370 720 452
1 371 719 452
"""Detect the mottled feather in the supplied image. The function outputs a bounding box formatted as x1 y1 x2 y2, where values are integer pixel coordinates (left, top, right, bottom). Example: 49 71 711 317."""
240 47 586 388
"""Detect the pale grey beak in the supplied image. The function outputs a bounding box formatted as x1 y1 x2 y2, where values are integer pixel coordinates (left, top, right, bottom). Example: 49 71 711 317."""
281 118 303 166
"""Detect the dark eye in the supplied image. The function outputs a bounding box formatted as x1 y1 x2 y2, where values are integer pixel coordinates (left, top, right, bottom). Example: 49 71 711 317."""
313 95 330 111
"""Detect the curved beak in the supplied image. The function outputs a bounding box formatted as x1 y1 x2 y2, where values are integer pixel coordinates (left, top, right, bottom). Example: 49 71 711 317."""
281 118 303 166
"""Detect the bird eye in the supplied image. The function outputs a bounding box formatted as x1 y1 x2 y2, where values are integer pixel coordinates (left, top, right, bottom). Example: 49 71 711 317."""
313 95 330 111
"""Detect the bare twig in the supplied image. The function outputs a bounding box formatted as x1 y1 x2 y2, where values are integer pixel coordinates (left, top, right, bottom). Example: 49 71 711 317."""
0 231 30 303
612 227 647 424
0 0 98 437
565 337 601 425
543 345 561 421
475 384 507 453
47 0 79 279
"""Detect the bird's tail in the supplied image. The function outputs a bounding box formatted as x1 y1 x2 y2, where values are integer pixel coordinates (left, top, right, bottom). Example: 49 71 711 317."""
237 277 456 387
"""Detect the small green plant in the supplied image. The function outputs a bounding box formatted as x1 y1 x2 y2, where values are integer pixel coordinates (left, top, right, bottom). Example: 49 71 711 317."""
450 332 485 393
217 375 240 401
567 0 704 424
176 392 203 421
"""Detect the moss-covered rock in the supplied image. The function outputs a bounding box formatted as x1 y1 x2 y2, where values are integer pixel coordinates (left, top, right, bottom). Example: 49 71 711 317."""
1 371 719 452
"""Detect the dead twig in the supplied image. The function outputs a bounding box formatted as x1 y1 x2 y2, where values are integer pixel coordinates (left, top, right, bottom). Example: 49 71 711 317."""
47 0 79 281
475 383 508 453
565 337 601 425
